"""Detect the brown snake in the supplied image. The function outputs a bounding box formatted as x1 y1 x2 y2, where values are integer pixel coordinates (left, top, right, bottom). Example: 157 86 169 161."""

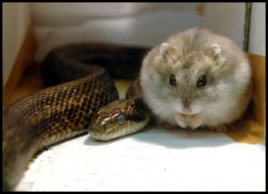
2 43 152 190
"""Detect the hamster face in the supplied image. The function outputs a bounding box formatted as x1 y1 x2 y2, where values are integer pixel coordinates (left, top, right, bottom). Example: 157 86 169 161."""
140 38 251 129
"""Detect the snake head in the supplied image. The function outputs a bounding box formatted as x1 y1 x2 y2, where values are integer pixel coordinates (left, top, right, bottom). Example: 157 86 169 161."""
88 98 151 141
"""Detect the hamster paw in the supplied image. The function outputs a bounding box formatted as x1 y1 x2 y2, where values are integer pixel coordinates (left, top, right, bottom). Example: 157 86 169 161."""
211 125 228 133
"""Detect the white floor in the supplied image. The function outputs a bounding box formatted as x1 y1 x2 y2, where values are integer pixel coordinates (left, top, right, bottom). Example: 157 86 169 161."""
15 123 265 191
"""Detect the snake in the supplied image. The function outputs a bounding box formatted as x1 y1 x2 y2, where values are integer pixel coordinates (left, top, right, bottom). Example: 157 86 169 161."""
2 42 153 191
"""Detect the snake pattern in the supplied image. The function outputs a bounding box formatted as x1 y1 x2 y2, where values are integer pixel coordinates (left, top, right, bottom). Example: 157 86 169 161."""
2 43 152 190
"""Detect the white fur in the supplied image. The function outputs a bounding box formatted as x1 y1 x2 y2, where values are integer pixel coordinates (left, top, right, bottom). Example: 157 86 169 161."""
159 43 170 54
210 43 221 56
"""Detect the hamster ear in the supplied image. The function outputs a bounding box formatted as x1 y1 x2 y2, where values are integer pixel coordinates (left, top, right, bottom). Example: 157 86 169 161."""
159 43 171 54
208 43 222 59
157 42 180 61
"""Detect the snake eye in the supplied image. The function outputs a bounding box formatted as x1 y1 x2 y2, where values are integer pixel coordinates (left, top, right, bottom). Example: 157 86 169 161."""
169 74 177 86
117 114 125 125
197 75 207 87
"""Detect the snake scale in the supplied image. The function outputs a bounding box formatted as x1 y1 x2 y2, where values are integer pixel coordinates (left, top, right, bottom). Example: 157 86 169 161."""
2 43 153 190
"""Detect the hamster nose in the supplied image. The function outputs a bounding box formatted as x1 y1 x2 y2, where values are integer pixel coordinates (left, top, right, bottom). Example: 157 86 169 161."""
182 106 192 114
182 100 192 113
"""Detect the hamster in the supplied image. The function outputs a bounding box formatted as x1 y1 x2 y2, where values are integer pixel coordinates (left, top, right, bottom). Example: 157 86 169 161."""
140 28 252 131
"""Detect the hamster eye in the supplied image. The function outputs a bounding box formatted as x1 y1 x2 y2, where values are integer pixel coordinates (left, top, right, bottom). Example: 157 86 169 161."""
197 75 207 87
169 74 177 86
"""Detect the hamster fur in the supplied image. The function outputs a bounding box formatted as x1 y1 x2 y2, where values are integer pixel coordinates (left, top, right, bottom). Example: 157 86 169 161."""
140 28 252 130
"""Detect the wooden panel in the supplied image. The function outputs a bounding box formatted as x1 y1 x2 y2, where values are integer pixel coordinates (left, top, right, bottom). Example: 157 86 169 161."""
2 22 37 107
225 53 265 144
247 53 266 126
7 64 43 106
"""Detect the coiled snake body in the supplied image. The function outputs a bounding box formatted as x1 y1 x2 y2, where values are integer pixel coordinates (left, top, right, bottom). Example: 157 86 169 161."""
2 43 152 190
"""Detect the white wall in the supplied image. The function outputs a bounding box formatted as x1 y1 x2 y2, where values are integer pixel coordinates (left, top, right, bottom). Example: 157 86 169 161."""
30 3 204 62
2 3 31 86
249 3 266 55
31 3 250 62
203 3 246 49
31 3 199 26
